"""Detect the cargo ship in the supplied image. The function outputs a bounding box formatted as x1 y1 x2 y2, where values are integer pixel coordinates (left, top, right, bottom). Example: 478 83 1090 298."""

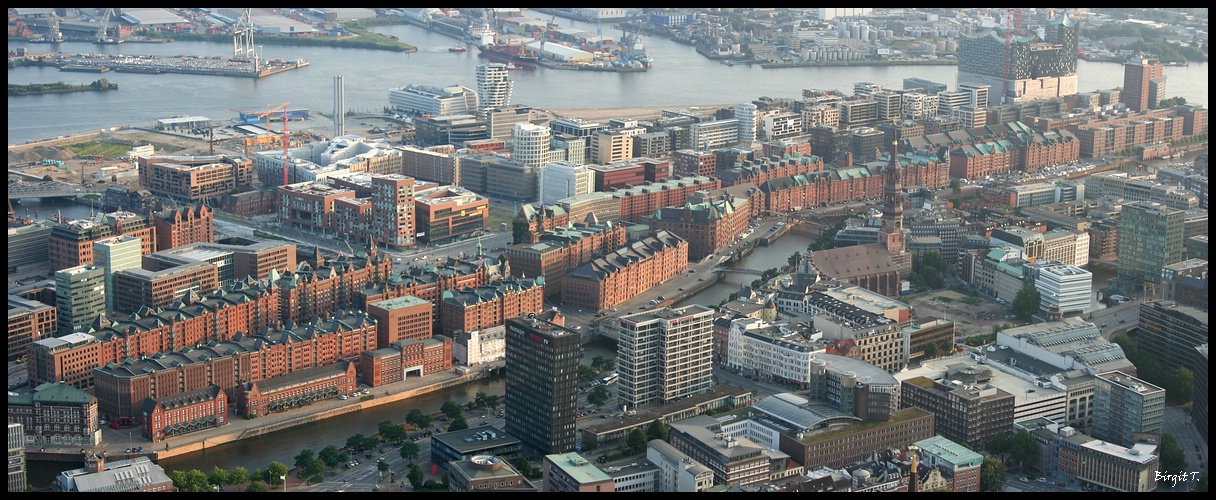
477 43 539 69
448 46 467 53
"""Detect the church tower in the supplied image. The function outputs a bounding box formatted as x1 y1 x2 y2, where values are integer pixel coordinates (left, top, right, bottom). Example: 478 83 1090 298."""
879 130 911 274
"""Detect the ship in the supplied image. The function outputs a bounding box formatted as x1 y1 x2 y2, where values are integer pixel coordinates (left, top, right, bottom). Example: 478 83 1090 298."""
477 43 539 69
448 46 467 53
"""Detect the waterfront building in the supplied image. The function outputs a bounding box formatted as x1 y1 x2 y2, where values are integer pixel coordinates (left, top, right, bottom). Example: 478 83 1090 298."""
91 235 142 313
54 456 173 493
614 305 715 411
645 196 749 261
448 454 536 492
475 63 513 120
1118 202 1185 286
504 315 582 456
560 231 688 313
358 336 452 388
689 118 739 150
1091 371 1165 448
136 155 253 203
7 382 100 449
735 102 758 147
439 276 546 337
512 122 551 169
7 295 56 362
7 220 55 269
452 325 506 367
957 14 1079 103
141 385 227 443
1122 58 1165 112
388 84 478 116
233 360 358 418
55 264 106 335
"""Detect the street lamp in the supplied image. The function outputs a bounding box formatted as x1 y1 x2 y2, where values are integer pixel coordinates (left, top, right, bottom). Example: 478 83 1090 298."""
281 475 286 492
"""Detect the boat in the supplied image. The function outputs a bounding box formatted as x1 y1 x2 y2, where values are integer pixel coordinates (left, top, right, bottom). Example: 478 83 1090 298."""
504 62 521 70
477 43 539 69
448 46 468 53
721 59 734 66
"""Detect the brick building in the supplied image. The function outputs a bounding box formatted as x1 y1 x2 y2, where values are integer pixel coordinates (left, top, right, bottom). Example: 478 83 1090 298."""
646 195 750 261
439 277 546 337
587 158 670 191
505 218 628 289
150 204 214 252
415 184 488 245
560 231 689 312
277 182 356 234
358 336 453 387
141 385 228 443
513 204 570 245
784 407 936 470
8 295 56 362
368 295 434 347
7 382 100 448
269 246 393 323
137 155 253 202
48 211 157 273
948 140 1016 179
233 360 358 417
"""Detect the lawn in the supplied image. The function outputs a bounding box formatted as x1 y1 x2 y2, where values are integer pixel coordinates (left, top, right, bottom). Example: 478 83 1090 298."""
64 140 136 158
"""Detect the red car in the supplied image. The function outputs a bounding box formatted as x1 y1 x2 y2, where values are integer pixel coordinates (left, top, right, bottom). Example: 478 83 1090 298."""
1057 482 1066 487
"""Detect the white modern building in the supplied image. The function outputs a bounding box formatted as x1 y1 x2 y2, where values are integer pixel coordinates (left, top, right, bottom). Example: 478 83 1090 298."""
735 103 758 147
512 122 551 169
388 84 479 116
475 64 513 120
1025 261 1093 318
646 439 714 492
452 325 506 367
726 317 821 385
55 264 106 335
538 161 594 206
689 118 740 150
92 235 142 313
614 305 715 410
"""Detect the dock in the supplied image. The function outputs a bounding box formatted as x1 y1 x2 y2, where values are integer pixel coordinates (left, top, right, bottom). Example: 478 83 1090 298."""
20 52 309 79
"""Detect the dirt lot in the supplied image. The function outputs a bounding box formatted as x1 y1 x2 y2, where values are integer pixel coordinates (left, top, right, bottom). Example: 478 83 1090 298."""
905 289 1011 338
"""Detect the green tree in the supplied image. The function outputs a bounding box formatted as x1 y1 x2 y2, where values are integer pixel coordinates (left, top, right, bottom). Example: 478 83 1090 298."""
1160 433 1186 472
587 385 611 408
627 428 648 453
1012 286 1042 321
592 355 611 372
294 449 316 470
266 461 289 486
42 174 53 181
788 251 802 268
447 415 469 432
379 419 408 444
1010 429 1038 469
405 408 433 432
578 364 597 384
399 440 421 464
1167 367 1194 405
407 463 425 488
207 466 229 491
229 466 249 489
1198 472 1208 492
950 179 961 194
346 434 369 452
318 445 344 468
980 456 1007 492
646 419 669 442
441 400 464 419
245 481 270 493
987 431 1010 455
303 459 325 479
377 459 390 474
582 434 599 451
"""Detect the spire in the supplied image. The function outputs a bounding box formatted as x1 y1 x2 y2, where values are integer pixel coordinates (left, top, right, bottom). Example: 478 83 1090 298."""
476 234 484 258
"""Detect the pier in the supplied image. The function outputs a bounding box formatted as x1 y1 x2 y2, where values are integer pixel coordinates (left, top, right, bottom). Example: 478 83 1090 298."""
19 52 309 79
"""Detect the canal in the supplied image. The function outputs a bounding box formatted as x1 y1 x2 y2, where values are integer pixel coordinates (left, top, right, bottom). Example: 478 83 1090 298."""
675 230 815 308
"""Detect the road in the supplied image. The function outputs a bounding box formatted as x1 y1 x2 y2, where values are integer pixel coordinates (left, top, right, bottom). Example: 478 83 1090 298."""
1089 301 1141 340
1161 405 1207 492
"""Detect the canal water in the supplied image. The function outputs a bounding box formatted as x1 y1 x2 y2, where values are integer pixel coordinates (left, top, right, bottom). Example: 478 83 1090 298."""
676 231 815 308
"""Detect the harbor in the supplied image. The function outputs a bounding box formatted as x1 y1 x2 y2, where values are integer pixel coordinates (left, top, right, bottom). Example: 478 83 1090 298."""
15 51 309 79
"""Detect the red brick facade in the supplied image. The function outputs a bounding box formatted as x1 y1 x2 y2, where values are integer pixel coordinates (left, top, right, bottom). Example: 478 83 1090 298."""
560 231 689 312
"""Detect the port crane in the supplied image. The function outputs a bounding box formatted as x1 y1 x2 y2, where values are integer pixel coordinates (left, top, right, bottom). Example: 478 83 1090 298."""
47 12 64 43
96 8 114 43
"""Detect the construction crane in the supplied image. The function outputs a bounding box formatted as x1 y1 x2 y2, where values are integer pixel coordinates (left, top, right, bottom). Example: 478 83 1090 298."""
256 102 292 186
47 11 64 43
96 8 113 42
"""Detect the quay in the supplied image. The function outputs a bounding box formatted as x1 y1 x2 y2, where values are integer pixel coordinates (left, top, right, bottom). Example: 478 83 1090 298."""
18 52 309 79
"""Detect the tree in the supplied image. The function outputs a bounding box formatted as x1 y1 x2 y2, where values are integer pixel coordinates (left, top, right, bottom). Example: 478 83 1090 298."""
474 391 490 409
1167 367 1194 405
788 251 802 268
245 481 270 493
207 466 229 491
379 419 408 444
1160 433 1186 473
399 440 421 464
407 463 425 488
266 461 289 486
229 466 249 489
950 179 961 194
42 174 53 181
318 445 344 468
303 459 325 479
447 416 469 432
587 385 610 408
592 355 610 372
980 456 1007 492
1012 286 1042 321
1010 429 1038 469
579 364 597 384
346 434 371 452
987 431 1010 456
1199 472 1208 492
646 420 669 442
294 449 316 470
483 394 502 411
377 459 390 474
627 428 647 453
405 409 432 432
441 400 464 419
582 434 599 451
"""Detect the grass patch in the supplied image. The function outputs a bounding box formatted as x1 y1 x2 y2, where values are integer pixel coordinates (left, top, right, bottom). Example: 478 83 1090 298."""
487 209 514 234
962 296 983 306
64 140 136 158
936 296 954 303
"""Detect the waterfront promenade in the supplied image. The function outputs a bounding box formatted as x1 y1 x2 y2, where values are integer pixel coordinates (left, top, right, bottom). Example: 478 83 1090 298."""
28 362 502 465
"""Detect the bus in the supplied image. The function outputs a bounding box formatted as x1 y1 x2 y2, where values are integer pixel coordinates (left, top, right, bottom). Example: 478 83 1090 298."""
600 373 618 386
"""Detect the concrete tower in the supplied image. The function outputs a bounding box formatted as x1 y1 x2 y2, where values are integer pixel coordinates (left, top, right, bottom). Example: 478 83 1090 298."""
334 75 345 137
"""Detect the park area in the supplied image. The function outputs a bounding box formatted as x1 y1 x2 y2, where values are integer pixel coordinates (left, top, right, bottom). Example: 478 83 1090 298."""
904 288 1015 339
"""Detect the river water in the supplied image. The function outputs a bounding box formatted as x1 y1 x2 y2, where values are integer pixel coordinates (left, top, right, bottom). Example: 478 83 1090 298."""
7 19 1208 145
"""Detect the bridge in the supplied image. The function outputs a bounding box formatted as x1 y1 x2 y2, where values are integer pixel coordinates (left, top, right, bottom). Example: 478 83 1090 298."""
715 268 763 276
7 180 104 200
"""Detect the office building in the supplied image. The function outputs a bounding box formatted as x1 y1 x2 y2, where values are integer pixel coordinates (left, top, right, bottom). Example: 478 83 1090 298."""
368 295 433 347
561 231 688 312
151 204 214 252
7 295 56 362
666 415 789 486
1136 300 1209 374
7 382 100 449
689 119 739 150
55 264 106 335
538 161 594 206
1092 371 1165 447
8 423 26 493
958 82 990 109
475 63 513 119
48 211 157 273
1118 202 1185 285
111 261 219 314
543 452 615 492
589 130 635 165
647 439 715 492
7 220 56 269
615 305 715 410
388 84 478 116
1122 59 1165 112
91 235 142 313
414 184 488 245
914 436 982 492
645 196 749 261
900 374 1015 450
1024 261 1093 319
512 123 551 169
449 455 536 492
504 315 581 456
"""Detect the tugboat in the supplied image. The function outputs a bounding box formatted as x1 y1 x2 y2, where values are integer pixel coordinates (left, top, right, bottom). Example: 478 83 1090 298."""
449 46 468 53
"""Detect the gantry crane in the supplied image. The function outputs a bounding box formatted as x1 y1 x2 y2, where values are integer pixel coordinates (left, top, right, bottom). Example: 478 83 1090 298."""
97 8 113 42
255 102 293 185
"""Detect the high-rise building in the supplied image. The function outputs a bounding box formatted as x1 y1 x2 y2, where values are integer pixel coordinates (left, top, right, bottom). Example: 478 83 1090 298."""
957 14 1080 103
512 123 551 169
1137 300 1209 374
8 423 26 493
370 174 416 249
538 161 594 206
1118 202 1185 285
55 264 106 335
7 295 56 362
334 75 345 137
92 235 142 313
476 63 513 120
735 102 758 146
1092 371 1166 447
1121 58 1165 112
1194 344 1208 443
614 305 715 410
504 315 581 456
957 82 990 109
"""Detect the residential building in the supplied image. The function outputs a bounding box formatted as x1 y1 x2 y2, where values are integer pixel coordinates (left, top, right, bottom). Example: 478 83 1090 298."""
689 118 740 150
512 123 551 169
414 184 486 245
370 174 417 249
55 264 106 335
388 84 478 116
151 204 214 252
136 155 252 202
504 315 582 456
475 64 513 119
614 305 715 410
1122 59 1165 112
277 182 356 234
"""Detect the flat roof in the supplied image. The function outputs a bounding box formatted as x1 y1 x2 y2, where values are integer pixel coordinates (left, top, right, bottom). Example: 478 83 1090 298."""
371 295 430 310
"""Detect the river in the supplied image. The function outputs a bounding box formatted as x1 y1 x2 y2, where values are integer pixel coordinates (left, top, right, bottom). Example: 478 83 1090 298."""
7 19 1208 145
